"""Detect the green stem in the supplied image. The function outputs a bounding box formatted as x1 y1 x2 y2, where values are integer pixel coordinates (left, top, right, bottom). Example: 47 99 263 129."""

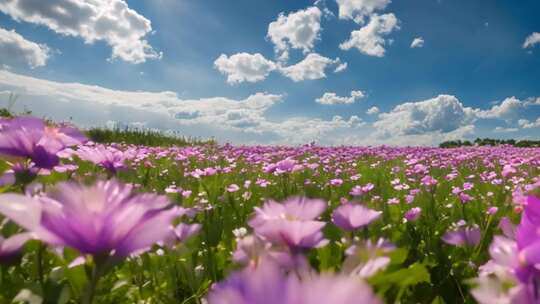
82 265 100 304
36 243 45 294
82 257 111 304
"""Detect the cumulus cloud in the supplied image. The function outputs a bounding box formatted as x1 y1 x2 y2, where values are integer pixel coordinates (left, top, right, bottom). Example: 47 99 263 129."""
410 37 424 48
334 62 348 73
214 53 276 84
476 97 524 121
267 6 322 60
373 94 476 137
339 13 399 57
0 27 49 68
518 118 540 129
366 106 379 115
0 0 161 63
0 69 368 145
335 0 391 24
315 90 365 105
279 53 342 81
523 32 540 49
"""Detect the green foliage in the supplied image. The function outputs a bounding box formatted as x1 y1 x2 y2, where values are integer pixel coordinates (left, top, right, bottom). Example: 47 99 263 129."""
86 127 215 147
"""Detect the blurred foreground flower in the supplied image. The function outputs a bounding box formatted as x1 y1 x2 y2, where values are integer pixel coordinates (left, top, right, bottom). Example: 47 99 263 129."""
0 116 86 169
0 232 32 264
472 195 540 303
206 259 381 304
0 179 178 257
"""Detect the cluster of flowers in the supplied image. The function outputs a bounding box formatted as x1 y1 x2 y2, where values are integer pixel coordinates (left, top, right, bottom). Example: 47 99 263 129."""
1 116 540 303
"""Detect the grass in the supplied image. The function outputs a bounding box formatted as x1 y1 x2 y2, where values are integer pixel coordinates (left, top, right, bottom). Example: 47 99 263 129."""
86 127 215 147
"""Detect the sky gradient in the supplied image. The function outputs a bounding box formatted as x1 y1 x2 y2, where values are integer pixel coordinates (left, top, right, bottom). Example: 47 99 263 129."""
0 0 539 145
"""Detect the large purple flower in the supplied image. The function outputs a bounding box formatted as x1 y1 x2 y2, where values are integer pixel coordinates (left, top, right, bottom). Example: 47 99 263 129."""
0 179 178 257
332 203 381 231
472 195 540 304
206 259 381 304
0 116 86 168
249 197 328 250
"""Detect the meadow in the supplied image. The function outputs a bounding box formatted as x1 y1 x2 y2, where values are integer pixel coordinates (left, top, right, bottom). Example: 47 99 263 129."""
0 115 539 303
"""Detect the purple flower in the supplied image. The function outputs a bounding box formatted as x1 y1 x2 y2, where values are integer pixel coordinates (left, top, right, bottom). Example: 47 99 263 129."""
226 184 240 193
0 117 86 168
404 207 422 222
442 226 481 246
0 232 33 264
473 195 540 304
76 145 130 173
330 178 343 186
0 179 178 257
420 175 437 186
343 238 395 278
332 203 381 231
249 197 328 250
171 223 201 242
206 259 381 304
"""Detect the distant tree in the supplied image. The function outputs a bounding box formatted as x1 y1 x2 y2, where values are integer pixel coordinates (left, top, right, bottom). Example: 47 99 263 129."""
440 137 540 148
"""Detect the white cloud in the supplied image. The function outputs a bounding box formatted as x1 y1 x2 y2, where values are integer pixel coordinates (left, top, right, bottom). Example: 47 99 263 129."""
334 62 348 73
523 32 540 49
373 94 476 137
0 0 161 63
267 6 322 60
315 90 365 105
335 0 391 24
410 37 424 48
476 97 523 121
528 97 540 105
339 13 399 57
0 69 368 145
493 126 518 133
268 115 365 144
0 27 49 68
366 106 379 115
518 117 540 129
279 53 342 81
214 53 276 84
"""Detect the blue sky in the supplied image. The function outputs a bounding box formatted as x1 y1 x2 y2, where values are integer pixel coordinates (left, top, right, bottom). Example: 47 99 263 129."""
0 0 539 145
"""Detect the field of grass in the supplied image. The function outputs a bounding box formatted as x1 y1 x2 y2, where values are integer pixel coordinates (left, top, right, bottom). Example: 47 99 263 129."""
0 116 539 303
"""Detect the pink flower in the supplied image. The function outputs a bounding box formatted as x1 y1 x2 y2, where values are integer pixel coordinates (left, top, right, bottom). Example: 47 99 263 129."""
332 204 381 231
227 184 240 193
249 197 328 250
404 207 422 222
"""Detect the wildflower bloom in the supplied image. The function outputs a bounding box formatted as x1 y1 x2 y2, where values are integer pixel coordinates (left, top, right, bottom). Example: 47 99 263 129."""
404 207 422 222
442 225 481 246
0 116 86 169
206 259 381 304
226 184 240 193
75 145 130 173
330 178 343 186
170 223 201 242
249 197 328 250
332 203 381 231
343 238 395 278
0 232 33 264
0 179 178 257
421 175 438 186
472 195 540 303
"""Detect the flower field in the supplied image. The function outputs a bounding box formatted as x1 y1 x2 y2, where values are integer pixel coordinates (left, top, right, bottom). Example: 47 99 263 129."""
1 116 540 303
